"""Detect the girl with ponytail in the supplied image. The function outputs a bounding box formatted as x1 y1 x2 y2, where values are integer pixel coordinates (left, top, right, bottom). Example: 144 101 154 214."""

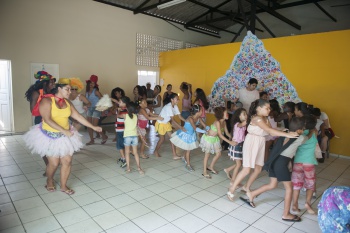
227 99 299 206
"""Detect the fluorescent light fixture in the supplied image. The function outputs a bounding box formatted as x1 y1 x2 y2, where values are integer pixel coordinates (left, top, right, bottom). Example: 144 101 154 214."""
157 0 186 9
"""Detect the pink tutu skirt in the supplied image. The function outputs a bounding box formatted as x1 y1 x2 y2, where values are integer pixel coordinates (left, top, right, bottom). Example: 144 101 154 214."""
23 123 83 158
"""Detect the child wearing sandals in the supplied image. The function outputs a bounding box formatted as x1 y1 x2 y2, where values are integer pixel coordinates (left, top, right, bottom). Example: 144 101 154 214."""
199 107 235 179
243 117 308 222
123 102 144 174
170 104 206 171
137 99 163 158
292 114 318 215
227 99 299 200
223 108 247 186
154 93 186 159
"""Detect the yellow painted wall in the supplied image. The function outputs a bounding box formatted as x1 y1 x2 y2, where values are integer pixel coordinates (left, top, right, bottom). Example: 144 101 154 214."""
159 30 350 156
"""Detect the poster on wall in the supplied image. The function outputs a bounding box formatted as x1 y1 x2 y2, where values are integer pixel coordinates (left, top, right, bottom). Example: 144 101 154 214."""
30 63 59 84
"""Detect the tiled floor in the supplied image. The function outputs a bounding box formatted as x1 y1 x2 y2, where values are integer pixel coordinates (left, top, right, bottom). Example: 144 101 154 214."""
0 131 349 233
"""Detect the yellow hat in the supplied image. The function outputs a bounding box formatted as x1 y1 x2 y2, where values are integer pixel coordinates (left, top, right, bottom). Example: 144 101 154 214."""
69 77 84 92
58 78 71 85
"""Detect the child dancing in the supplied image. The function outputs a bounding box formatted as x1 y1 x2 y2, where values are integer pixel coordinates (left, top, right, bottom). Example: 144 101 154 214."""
199 107 235 179
223 108 247 187
170 104 205 171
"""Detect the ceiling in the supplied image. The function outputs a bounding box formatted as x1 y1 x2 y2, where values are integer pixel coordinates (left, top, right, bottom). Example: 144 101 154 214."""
93 0 350 42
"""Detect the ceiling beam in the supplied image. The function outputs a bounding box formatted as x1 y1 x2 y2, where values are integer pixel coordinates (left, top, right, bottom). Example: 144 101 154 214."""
255 15 275 37
246 0 301 30
134 0 152 13
186 0 231 25
231 25 245 42
314 2 337 22
206 24 238 34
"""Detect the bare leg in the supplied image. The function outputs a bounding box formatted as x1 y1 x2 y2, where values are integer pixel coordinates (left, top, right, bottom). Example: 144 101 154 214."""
282 181 297 219
208 151 221 173
185 150 191 166
292 189 301 212
247 178 278 202
119 149 125 159
46 156 59 188
154 135 164 157
125 145 131 172
242 165 262 192
305 189 316 214
230 160 242 186
203 153 210 177
228 167 251 193
167 131 180 159
60 155 73 191
139 136 146 158
132 145 144 174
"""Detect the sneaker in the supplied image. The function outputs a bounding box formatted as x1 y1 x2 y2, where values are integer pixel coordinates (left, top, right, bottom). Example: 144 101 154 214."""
117 158 122 164
181 156 187 165
186 165 194 172
120 160 127 168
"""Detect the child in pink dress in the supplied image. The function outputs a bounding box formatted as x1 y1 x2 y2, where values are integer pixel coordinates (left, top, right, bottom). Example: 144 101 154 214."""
227 99 299 205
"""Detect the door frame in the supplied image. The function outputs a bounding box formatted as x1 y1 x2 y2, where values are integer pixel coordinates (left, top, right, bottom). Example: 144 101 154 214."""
0 59 14 132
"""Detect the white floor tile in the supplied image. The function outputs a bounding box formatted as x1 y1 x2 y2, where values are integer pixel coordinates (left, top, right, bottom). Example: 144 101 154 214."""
8 188 38 201
196 225 224 233
127 188 155 201
192 205 225 223
105 221 145 233
13 196 45 212
93 210 128 230
23 216 61 233
106 193 136 209
117 202 151 219
0 203 16 217
252 216 289 233
291 217 322 233
229 206 263 224
64 218 103 233
140 195 170 211
159 189 187 202
47 198 80 214
155 204 188 222
95 186 123 199
18 205 52 223
72 192 103 206
172 213 208 233
174 197 205 212
0 213 22 231
55 208 90 227
0 225 26 233
150 223 184 233
212 215 249 233
133 212 168 232
191 190 219 204
82 200 115 217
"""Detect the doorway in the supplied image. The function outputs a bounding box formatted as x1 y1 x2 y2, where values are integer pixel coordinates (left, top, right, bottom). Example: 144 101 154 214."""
0 60 13 132
137 70 158 88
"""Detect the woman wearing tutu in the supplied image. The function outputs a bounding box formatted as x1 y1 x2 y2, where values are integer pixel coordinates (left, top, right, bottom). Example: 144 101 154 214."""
170 104 205 171
199 107 235 179
23 78 102 195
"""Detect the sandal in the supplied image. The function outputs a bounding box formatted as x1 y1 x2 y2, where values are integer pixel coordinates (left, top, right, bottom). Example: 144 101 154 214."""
202 174 211 179
239 197 255 208
282 215 301 222
45 185 56 192
207 168 218 174
125 169 131 173
86 141 95 145
227 191 235 201
140 155 149 159
138 169 145 175
61 189 75 195
101 136 108 144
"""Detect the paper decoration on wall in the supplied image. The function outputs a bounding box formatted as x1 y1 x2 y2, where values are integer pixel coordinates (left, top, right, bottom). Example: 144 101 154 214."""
208 31 301 109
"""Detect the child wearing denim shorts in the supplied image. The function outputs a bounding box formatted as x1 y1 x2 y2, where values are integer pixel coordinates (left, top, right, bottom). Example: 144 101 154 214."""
115 96 130 168
123 102 144 174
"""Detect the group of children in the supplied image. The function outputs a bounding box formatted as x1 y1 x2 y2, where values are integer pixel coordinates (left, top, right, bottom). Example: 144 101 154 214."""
106 82 330 223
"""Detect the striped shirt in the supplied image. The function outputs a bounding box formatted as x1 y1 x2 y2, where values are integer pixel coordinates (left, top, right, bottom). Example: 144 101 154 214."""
115 108 128 132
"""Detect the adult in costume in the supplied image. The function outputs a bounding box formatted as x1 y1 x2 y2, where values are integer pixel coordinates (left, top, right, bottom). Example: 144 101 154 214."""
23 78 102 195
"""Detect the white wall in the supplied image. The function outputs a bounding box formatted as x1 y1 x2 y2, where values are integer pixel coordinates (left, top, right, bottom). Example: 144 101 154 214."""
0 0 233 132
